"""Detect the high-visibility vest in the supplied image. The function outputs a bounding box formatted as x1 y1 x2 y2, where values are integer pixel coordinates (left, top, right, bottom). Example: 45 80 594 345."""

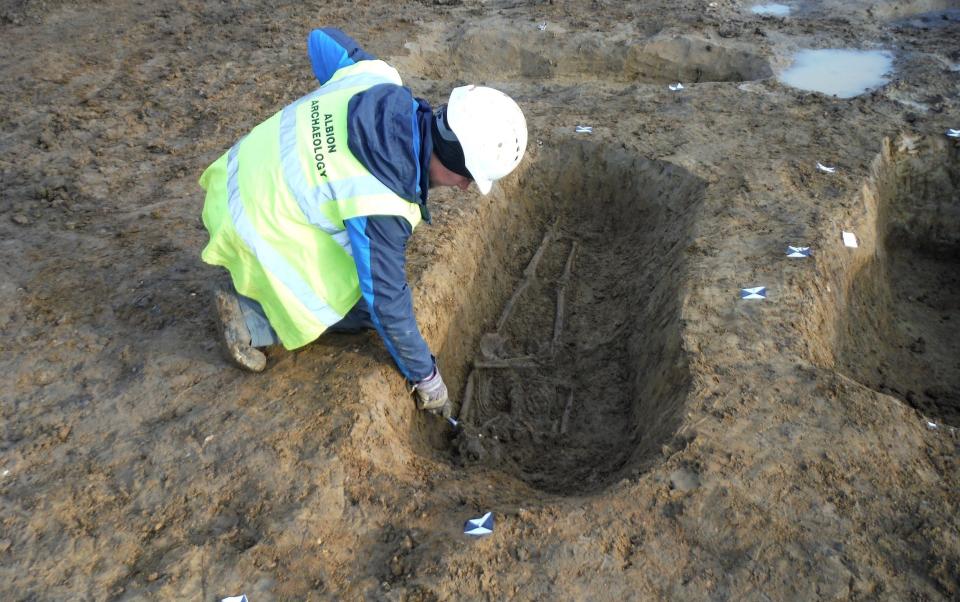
199 60 423 349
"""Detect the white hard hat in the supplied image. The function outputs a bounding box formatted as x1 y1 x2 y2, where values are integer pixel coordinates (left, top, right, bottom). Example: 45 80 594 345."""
445 85 528 195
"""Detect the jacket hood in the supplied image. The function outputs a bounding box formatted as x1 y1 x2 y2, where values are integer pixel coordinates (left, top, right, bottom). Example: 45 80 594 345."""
347 84 434 223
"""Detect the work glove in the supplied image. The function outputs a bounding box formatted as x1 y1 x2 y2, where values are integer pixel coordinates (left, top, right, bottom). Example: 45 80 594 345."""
413 367 450 416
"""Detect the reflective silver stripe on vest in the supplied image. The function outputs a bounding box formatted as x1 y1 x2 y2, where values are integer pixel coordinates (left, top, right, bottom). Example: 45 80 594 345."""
278 72 396 247
227 142 345 327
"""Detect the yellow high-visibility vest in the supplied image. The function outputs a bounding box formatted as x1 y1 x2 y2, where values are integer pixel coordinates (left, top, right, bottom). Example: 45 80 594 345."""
199 60 423 349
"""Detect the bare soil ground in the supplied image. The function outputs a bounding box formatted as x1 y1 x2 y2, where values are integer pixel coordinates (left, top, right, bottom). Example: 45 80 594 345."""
1 0 959 600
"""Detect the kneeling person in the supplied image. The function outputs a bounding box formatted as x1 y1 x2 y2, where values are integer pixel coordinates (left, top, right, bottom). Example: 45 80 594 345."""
199 28 527 415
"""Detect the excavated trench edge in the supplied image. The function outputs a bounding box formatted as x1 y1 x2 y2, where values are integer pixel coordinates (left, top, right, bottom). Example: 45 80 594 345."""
836 135 960 427
396 27 773 84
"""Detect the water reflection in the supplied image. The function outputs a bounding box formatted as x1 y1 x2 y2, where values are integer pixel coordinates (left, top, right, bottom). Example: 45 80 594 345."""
751 4 791 17
778 49 893 98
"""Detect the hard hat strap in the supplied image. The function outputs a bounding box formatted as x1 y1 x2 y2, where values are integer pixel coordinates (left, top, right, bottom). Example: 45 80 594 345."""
431 105 472 179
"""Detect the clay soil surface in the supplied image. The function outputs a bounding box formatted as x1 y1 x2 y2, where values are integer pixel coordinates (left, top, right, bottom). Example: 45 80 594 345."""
2 0 959 600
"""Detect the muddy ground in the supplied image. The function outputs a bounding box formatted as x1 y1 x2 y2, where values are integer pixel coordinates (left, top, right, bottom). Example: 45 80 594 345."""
1 0 959 600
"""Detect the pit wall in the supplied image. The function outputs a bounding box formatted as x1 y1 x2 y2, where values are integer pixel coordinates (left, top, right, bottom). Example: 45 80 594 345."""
580 155 706 474
872 136 960 254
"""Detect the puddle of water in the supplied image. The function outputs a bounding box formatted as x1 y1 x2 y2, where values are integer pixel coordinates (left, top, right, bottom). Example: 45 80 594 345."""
778 49 894 98
751 4 791 17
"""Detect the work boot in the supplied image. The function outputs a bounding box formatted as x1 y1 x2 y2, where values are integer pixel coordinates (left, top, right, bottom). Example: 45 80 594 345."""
213 289 267 373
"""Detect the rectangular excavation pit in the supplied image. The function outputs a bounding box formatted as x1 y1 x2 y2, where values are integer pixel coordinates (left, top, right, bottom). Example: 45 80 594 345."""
837 135 960 427
432 141 706 495
393 19 772 85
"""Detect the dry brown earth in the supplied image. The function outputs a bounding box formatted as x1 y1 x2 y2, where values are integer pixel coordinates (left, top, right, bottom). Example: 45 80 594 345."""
1 0 958 600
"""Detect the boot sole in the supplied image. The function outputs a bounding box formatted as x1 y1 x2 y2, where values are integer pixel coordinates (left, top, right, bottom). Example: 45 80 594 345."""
214 289 267 373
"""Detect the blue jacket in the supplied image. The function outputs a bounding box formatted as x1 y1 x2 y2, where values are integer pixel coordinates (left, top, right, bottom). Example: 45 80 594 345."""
308 28 435 383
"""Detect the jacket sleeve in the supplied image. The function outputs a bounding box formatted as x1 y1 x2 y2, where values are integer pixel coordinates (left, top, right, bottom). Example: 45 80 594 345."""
307 28 375 85
344 214 435 382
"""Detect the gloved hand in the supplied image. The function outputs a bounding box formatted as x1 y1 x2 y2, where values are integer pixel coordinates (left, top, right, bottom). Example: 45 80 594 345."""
413 367 449 415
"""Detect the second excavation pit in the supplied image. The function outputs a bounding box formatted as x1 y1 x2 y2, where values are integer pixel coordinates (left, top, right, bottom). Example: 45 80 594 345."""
394 19 773 85
837 135 960 427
